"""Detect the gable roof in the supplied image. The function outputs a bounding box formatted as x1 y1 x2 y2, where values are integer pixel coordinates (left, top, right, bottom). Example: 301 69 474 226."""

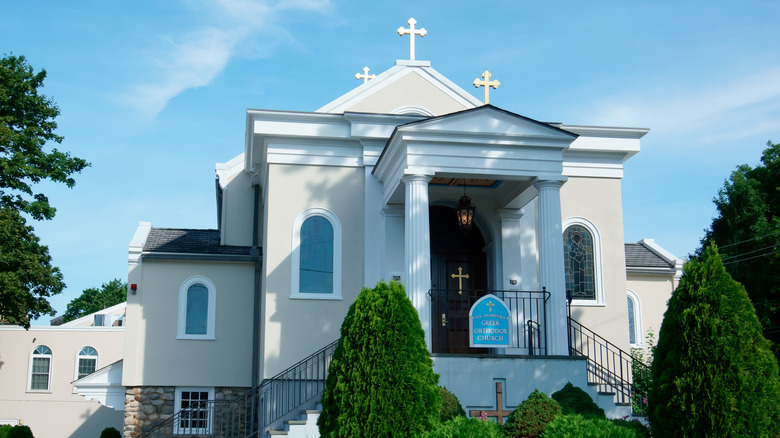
144 228 251 256
625 243 674 269
317 60 482 115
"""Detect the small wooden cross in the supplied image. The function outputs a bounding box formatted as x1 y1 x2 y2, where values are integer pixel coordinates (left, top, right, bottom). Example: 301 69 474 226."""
451 266 470 293
355 66 376 83
469 382 512 425
473 70 500 104
397 18 427 61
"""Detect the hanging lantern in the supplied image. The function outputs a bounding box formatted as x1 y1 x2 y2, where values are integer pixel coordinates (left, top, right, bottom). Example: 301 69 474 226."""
456 193 476 231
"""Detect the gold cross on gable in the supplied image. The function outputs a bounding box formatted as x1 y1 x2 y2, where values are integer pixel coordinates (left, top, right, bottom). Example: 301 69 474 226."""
473 70 500 104
355 66 376 83
486 300 495 312
397 18 427 61
451 266 470 294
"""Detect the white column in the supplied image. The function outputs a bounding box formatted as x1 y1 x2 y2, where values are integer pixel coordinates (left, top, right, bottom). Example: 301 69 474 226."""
402 174 432 350
499 209 523 291
534 180 568 355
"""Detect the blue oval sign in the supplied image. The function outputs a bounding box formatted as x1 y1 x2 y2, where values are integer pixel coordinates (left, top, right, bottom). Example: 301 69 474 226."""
469 294 511 348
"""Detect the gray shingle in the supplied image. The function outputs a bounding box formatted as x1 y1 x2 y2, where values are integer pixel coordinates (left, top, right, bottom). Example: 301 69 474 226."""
144 228 251 255
625 243 673 269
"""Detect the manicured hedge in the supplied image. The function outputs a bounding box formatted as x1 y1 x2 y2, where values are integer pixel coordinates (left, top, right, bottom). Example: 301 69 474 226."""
551 382 605 419
503 389 561 438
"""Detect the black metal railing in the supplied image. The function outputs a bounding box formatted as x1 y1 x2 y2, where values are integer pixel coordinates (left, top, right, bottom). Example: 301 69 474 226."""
138 339 338 437
568 317 650 414
429 289 550 355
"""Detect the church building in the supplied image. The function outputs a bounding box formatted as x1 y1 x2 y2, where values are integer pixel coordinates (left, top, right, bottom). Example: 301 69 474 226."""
118 19 681 437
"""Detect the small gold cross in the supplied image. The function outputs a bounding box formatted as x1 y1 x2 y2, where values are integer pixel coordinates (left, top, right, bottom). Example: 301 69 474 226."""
486 300 495 312
397 18 427 61
473 70 500 104
451 267 470 293
355 66 376 83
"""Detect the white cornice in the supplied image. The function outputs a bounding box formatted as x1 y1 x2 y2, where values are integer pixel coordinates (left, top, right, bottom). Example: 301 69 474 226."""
561 125 650 139
128 222 152 266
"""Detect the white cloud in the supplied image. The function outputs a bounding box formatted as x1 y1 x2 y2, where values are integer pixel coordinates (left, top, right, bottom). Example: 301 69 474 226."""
581 67 780 145
121 0 332 120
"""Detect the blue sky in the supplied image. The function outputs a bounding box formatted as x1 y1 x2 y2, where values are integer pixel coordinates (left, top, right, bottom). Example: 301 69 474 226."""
3 0 779 324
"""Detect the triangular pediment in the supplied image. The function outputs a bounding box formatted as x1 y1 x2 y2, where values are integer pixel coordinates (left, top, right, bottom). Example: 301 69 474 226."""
396 105 577 140
317 60 482 116
373 105 578 206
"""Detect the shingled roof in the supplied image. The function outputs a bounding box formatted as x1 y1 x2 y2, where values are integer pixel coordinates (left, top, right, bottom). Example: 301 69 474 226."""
143 228 252 255
625 243 674 269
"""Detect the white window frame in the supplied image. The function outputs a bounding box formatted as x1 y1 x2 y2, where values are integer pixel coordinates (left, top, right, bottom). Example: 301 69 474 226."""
28 345 52 392
74 346 98 380
177 276 217 340
562 216 605 306
627 289 643 348
174 387 215 435
291 207 342 300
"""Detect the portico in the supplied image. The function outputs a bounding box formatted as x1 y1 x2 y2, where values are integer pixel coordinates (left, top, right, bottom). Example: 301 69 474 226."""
372 105 578 355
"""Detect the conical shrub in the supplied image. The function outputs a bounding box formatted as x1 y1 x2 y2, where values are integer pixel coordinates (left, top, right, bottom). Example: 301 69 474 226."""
318 281 440 437
649 243 780 437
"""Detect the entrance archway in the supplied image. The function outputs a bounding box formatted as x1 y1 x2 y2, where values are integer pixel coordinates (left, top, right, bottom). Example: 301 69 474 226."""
429 206 489 354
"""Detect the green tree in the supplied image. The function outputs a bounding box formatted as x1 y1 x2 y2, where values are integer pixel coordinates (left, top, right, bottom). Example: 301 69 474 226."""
1 54 88 220
63 279 127 322
0 207 64 328
318 281 441 437
700 140 780 359
0 54 88 327
648 244 780 438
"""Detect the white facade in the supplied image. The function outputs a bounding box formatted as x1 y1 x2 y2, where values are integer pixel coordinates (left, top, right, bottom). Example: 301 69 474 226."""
118 55 681 435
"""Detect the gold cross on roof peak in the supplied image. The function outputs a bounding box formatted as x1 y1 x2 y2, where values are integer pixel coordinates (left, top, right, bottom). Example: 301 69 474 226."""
355 66 376 83
397 18 427 61
473 70 500 104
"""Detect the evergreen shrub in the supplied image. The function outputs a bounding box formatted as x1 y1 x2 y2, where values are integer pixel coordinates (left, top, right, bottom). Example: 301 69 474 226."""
439 386 466 422
542 415 634 438
99 427 121 438
649 244 780 437
318 281 441 437
609 419 650 438
0 425 12 438
503 389 561 438
418 416 503 438
550 382 605 419
7 426 33 438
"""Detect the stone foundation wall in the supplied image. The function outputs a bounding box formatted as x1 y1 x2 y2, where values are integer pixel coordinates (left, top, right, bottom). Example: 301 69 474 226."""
123 386 250 437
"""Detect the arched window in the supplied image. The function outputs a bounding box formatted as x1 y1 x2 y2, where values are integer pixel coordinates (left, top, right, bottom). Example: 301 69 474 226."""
627 290 642 348
77 346 98 379
29 345 52 391
177 276 216 339
562 217 604 305
291 208 342 299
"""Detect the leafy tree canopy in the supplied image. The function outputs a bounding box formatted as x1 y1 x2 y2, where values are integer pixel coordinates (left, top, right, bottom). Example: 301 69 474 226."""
649 244 780 437
1 54 88 220
700 140 780 358
63 278 127 322
0 207 64 328
0 54 89 328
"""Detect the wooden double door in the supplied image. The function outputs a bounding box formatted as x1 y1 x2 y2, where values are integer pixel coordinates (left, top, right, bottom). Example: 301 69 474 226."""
429 206 488 354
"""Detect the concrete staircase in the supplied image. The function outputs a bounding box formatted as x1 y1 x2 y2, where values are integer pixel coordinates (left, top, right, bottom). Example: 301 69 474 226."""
268 406 322 437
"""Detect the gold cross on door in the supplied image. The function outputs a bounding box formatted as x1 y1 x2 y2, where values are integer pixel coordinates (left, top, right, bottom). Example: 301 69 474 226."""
451 266 470 294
